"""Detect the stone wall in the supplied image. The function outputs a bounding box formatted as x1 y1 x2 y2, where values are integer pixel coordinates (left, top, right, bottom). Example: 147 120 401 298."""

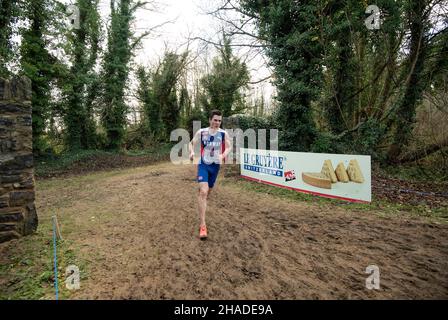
0 76 38 243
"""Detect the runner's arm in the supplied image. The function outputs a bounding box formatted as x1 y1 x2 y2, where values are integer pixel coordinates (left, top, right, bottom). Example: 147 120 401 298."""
189 130 201 160
223 132 232 159
219 131 232 163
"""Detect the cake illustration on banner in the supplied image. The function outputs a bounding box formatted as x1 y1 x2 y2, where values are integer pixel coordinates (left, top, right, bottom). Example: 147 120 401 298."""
321 159 337 183
335 162 349 182
301 172 332 189
302 158 365 189
346 159 364 183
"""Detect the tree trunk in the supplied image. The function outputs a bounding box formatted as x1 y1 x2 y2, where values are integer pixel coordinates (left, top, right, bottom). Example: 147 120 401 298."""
387 0 428 163
398 138 448 163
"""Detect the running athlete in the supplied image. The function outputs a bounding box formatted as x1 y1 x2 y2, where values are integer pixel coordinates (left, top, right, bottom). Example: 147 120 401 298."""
189 110 231 240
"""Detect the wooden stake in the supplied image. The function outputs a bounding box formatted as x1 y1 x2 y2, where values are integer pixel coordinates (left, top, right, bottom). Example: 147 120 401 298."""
52 215 63 241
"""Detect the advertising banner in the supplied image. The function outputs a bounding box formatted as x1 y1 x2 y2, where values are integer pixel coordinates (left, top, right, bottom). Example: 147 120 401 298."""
240 148 371 203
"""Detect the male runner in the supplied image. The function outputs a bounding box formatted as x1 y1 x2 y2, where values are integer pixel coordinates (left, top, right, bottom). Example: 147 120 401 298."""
189 110 231 240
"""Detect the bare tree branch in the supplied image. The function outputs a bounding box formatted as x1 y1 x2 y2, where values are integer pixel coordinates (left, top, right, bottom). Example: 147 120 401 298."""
248 75 272 85
188 36 267 48
130 19 176 50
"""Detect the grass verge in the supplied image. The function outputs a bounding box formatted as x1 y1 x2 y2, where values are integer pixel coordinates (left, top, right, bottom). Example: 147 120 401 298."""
0 217 87 300
35 144 173 178
222 177 448 224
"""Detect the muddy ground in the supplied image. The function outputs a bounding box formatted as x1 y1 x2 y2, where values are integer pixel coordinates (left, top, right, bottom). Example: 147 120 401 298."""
2 162 448 299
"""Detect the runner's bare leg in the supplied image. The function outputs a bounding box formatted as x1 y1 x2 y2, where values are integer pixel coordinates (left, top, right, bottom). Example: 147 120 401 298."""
207 188 212 199
198 182 209 227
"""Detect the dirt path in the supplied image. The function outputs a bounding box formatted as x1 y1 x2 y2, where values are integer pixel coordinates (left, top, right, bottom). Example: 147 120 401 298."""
33 162 448 299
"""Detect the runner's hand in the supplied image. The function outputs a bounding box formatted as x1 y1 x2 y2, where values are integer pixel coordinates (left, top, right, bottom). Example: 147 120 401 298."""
189 152 194 162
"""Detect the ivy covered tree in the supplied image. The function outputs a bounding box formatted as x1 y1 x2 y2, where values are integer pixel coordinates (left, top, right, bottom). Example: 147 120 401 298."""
0 0 19 77
20 0 60 155
136 65 154 135
313 0 404 156
136 51 188 140
157 52 188 138
63 0 101 150
319 0 361 135
179 85 191 121
237 0 445 161
240 0 324 151
387 0 431 161
99 0 150 150
200 34 249 117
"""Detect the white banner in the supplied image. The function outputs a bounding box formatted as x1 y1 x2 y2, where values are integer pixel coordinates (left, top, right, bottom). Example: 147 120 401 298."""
240 148 371 203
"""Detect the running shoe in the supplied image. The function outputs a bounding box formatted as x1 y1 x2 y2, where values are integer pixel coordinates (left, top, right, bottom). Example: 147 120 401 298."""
199 225 207 240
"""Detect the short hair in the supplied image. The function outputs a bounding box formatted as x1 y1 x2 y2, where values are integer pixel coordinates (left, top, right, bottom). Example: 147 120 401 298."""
209 109 222 119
